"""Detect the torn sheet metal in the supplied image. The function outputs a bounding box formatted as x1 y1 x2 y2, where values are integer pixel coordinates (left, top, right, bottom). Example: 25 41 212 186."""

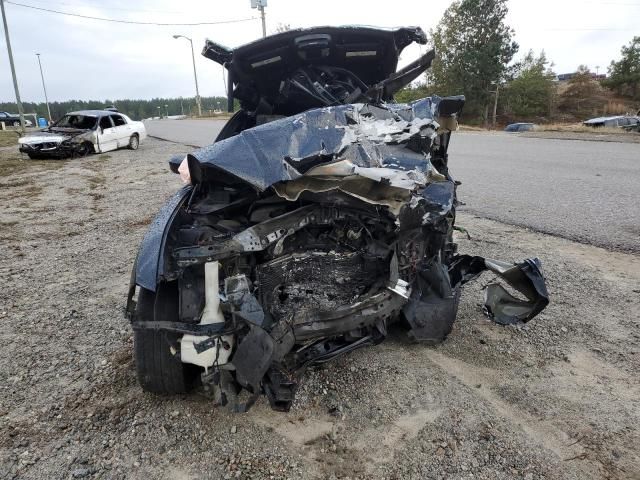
449 255 550 325
185 97 440 192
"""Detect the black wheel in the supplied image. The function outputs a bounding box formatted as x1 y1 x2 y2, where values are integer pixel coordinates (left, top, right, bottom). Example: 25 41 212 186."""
27 153 40 160
76 142 93 157
134 284 201 394
128 134 139 150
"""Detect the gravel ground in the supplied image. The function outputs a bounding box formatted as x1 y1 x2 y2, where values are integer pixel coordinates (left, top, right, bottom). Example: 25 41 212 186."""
1 139 639 479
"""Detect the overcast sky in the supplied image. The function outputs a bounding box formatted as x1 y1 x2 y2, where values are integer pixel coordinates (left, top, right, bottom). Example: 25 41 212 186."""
0 0 638 103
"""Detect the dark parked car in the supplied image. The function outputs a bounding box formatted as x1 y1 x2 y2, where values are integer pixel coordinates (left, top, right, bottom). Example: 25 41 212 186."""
0 111 32 127
126 26 549 412
505 122 535 132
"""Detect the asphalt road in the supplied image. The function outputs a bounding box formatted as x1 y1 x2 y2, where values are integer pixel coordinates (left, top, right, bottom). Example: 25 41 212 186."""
146 118 224 147
146 119 640 252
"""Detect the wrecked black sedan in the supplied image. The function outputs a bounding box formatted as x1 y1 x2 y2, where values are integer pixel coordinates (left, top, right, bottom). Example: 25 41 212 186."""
126 26 549 412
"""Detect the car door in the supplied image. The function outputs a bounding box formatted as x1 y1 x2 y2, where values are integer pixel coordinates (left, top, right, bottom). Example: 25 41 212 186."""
97 115 118 152
110 114 131 148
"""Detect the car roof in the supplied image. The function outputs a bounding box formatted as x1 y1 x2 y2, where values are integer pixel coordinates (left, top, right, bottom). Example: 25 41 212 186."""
508 122 534 126
65 110 123 116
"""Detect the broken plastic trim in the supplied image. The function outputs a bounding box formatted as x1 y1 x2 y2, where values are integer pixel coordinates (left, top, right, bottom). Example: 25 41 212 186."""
450 255 549 325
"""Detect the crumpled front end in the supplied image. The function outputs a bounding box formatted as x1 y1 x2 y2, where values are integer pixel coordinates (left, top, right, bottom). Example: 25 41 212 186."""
18 130 96 159
129 96 549 412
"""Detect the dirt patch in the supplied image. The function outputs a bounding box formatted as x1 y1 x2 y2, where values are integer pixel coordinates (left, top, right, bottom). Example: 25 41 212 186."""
0 139 638 479
0 131 19 147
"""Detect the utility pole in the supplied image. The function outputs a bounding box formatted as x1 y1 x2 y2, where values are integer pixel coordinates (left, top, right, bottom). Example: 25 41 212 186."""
173 35 202 116
1 0 26 133
36 53 52 123
491 84 499 129
259 4 266 38
250 0 267 38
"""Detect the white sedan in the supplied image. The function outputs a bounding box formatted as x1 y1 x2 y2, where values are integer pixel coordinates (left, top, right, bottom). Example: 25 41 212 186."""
18 109 147 159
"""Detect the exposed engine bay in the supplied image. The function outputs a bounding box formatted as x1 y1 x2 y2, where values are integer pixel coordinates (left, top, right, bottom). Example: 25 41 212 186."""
126 26 549 412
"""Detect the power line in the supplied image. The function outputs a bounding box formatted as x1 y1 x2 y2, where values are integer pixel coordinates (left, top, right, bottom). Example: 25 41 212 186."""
5 1 258 26
540 28 638 31
16 0 187 15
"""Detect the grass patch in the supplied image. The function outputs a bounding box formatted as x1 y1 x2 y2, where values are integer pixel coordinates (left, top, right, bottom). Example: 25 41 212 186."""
0 151 65 177
0 130 19 147
23 184 43 196
126 214 155 228
0 178 32 188
87 173 106 189
458 124 488 132
533 123 626 134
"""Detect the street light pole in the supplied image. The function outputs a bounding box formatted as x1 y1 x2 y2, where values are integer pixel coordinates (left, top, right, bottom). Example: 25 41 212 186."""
492 84 499 129
250 0 267 38
1 0 26 133
36 53 52 123
259 4 266 38
173 35 202 117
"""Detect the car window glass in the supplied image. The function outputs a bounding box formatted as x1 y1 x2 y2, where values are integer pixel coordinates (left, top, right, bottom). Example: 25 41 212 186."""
111 115 126 127
0 113 6 118
99 116 113 129
54 115 97 129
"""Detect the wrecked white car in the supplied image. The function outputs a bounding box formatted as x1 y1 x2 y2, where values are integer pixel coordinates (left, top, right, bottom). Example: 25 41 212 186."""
126 26 549 412
18 110 146 159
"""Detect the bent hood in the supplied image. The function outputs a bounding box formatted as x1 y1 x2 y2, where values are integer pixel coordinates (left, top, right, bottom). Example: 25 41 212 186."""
180 96 464 198
19 131 70 145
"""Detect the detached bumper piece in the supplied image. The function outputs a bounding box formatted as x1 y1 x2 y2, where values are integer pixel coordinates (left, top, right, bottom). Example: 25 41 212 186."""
452 256 549 325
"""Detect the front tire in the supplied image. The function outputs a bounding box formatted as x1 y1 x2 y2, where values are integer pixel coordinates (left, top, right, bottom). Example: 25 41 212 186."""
76 142 94 157
134 284 200 394
128 134 139 150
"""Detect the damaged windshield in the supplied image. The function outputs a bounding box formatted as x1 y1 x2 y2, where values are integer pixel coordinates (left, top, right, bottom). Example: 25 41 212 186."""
53 114 97 130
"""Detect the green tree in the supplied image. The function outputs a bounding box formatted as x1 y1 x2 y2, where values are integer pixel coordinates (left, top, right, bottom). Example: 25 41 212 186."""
604 36 640 100
559 65 606 118
394 84 430 104
429 0 518 123
503 50 556 119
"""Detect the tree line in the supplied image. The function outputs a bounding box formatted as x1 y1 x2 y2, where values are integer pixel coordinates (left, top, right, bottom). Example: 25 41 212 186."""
397 0 640 125
0 96 230 122
2 1 638 126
